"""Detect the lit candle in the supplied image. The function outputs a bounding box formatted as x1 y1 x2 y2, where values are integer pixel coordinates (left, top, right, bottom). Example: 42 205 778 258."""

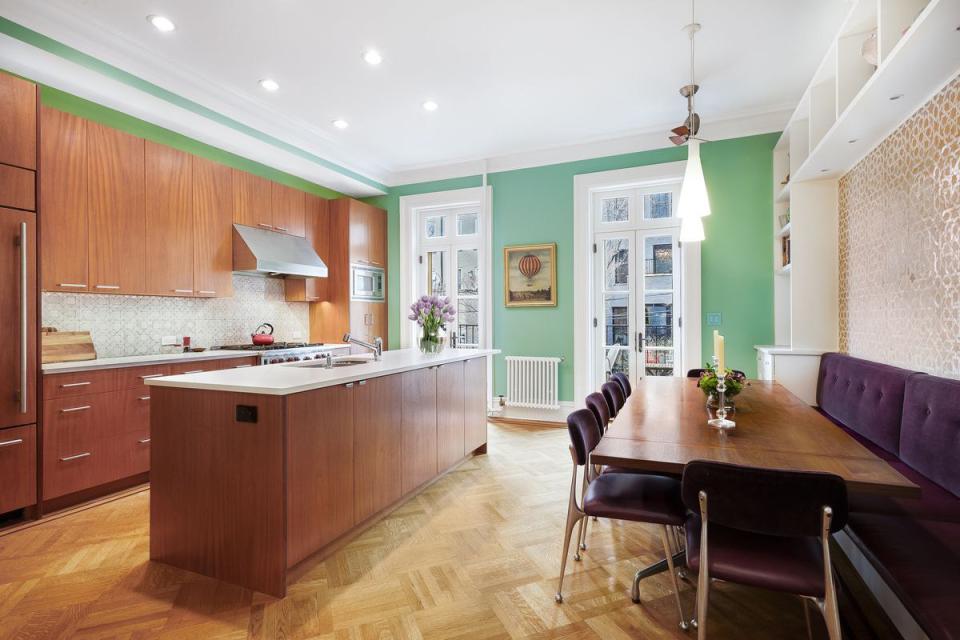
717 335 725 374
713 330 719 363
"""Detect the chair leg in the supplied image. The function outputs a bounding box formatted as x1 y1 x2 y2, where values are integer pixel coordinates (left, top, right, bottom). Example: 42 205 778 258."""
555 502 583 603
575 515 587 557
695 574 709 640
802 598 813 640
821 591 842 640
660 526 690 631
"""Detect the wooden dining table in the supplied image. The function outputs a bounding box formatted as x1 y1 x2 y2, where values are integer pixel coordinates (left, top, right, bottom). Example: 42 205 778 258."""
590 376 919 601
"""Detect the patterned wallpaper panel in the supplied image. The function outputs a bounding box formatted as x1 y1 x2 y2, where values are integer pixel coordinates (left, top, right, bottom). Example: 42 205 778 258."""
839 75 960 375
42 275 310 358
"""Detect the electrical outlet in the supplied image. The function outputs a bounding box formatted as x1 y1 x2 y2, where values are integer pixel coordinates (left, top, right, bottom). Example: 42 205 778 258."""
161 335 178 346
706 313 722 327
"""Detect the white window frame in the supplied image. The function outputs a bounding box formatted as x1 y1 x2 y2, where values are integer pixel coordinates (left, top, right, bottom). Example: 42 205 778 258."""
573 162 702 404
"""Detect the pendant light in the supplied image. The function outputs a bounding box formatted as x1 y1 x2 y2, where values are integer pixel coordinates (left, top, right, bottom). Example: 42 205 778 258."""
674 0 711 228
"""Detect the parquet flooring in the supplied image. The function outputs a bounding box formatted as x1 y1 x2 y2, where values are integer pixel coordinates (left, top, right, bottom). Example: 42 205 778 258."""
0 422 829 639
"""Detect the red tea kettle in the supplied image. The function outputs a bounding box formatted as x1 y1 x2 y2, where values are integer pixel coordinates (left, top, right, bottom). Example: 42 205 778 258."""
251 323 275 346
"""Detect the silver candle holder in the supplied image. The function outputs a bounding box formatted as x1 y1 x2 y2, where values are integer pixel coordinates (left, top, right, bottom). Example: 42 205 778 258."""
707 354 736 430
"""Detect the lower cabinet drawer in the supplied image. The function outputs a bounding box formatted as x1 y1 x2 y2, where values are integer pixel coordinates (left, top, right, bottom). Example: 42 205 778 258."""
119 387 151 434
112 431 151 478
0 424 37 514
119 365 172 394
42 395 117 499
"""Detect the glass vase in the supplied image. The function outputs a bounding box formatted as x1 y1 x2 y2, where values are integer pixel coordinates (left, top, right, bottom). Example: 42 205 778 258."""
419 333 444 354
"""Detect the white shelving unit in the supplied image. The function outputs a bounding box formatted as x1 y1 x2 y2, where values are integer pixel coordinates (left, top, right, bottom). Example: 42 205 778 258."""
764 0 959 403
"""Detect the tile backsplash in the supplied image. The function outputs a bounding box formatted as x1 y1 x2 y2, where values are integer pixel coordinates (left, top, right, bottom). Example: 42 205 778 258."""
42 275 310 358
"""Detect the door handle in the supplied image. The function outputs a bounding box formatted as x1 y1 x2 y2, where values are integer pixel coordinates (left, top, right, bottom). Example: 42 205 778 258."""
636 332 644 352
19 221 27 414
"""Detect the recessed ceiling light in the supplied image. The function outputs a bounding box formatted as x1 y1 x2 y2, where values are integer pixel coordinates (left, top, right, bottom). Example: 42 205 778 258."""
259 78 280 92
363 49 383 66
146 15 176 32
422 100 439 112
332 119 349 130
890 94 904 101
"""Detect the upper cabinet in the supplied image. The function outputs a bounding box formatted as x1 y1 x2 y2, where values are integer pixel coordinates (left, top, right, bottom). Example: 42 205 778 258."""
86 121 146 294
145 142 193 296
347 200 386 267
285 194 327 303
0 73 37 170
232 170 272 230
271 183 306 237
40 107 89 292
193 157 234 298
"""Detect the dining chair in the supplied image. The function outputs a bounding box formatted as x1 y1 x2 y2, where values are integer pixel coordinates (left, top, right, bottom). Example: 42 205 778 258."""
601 381 626 417
585 392 611 433
557 409 690 629
681 460 848 640
611 372 632 398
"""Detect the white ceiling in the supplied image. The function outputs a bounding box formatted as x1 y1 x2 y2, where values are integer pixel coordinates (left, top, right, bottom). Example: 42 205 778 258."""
0 0 850 188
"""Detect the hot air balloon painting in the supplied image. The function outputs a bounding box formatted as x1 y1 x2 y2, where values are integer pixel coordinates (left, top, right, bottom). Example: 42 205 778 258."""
504 243 557 307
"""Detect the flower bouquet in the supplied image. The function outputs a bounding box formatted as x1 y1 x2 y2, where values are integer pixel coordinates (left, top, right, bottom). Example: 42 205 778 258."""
409 295 456 354
697 362 746 410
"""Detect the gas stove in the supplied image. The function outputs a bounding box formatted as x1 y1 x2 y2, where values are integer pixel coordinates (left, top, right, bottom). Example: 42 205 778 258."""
215 342 351 365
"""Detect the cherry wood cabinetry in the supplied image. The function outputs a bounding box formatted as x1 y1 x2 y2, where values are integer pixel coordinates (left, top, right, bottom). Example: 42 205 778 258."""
0 208 37 429
464 356 488 454
353 374 403 521
401 367 438 494
193 157 234 298
40 107 89 292
145 142 194 296
285 194 328 302
87 121 146 294
271 182 306 237
0 164 35 211
232 170 272 230
437 361 466 471
0 425 37 514
347 200 386 267
0 73 37 170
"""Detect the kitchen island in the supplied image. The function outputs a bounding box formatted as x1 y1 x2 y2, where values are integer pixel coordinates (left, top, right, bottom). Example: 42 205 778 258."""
146 348 496 596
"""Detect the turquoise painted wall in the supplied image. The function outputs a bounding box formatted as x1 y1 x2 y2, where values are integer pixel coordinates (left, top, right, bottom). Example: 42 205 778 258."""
367 133 777 401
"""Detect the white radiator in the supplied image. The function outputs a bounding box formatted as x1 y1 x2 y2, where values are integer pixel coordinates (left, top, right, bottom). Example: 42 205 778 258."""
506 356 562 409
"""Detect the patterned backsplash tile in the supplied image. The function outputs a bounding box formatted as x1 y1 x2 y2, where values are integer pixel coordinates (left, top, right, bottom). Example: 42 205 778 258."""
42 275 310 358
839 75 960 375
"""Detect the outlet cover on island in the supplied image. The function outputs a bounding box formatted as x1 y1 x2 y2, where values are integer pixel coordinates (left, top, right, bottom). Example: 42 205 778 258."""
161 335 178 346
706 313 722 327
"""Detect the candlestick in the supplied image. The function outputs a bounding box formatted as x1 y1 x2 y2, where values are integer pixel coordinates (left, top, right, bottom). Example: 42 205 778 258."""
708 352 736 430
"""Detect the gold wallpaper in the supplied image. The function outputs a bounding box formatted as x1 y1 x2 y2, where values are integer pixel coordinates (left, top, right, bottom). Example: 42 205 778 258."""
839 75 960 374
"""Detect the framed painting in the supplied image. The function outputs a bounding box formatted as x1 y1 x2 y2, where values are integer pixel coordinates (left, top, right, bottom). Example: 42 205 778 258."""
503 243 557 307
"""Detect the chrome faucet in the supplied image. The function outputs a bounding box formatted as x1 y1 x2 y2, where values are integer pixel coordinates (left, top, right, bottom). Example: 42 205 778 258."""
343 333 383 361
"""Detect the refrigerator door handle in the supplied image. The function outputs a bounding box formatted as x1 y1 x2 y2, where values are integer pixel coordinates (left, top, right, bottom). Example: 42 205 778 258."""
19 221 27 414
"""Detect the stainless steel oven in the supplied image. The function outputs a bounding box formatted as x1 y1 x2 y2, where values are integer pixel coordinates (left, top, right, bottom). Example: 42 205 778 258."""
351 263 385 301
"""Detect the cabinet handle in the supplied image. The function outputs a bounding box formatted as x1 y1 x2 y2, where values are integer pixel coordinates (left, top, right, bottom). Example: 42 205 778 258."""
19 222 27 414
95 284 120 290
172 289 193 294
138 438 151 444
60 452 91 461
359 380 367 386
0 438 24 448
345 382 354 388
139 374 165 380
197 290 216 295
138 396 150 401
60 405 91 413
257 223 274 229
233 364 253 368
183 370 204 374
57 283 87 288
275 226 289 231
60 381 91 388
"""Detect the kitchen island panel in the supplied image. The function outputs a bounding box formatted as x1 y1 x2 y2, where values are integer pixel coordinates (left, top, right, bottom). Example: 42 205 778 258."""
401 367 438 494
353 374 403 522
437 361 465 472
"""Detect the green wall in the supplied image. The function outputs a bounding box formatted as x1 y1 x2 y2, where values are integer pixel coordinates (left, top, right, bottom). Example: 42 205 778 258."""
367 133 777 401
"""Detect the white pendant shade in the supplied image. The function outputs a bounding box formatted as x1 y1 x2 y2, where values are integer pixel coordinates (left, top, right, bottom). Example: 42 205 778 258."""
677 139 711 219
680 215 705 243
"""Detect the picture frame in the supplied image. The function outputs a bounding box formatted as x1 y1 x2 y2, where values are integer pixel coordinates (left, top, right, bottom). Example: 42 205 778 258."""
503 243 557 307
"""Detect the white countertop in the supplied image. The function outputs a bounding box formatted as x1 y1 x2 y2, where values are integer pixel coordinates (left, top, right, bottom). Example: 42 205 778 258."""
146 348 499 396
42 344 350 374
754 345 832 356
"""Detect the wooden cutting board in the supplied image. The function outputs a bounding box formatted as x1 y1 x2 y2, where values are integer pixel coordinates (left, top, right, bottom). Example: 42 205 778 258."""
42 330 97 364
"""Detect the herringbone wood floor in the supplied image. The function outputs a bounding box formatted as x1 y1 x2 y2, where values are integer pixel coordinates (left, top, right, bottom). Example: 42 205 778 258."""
0 422 826 639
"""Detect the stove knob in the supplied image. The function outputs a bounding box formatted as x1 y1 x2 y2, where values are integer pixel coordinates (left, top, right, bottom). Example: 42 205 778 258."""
286 356 297 362
270 358 280 364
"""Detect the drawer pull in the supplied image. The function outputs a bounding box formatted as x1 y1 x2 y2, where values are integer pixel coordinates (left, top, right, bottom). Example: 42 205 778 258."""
198 290 216 295
138 396 150 401
139 374 165 380
60 452 91 461
183 369 204 374
233 364 253 368
359 380 367 386
57 283 87 288
60 405 91 413
0 438 24 448
172 289 193 294
60 381 92 388
95 284 120 290
345 382 354 388
138 438 151 444
257 223 274 229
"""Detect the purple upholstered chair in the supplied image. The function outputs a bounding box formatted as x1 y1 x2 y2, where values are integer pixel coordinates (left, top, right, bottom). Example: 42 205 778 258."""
601 381 625 418
681 461 848 640
611 372 632 398
557 409 689 629
585 392 611 433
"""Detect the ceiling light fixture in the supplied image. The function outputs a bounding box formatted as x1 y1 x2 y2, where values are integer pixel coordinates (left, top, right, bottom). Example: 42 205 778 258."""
332 119 349 130
259 78 280 92
363 50 383 66
674 0 710 240
146 15 176 32
422 100 439 112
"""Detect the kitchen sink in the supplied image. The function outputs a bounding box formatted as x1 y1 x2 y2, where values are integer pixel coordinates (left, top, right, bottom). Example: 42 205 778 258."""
292 358 372 369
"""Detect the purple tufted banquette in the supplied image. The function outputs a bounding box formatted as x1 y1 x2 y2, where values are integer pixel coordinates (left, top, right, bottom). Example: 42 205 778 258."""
900 374 960 499
816 352 915 456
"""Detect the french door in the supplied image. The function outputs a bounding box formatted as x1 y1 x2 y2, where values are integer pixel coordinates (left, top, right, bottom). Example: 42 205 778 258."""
592 182 683 386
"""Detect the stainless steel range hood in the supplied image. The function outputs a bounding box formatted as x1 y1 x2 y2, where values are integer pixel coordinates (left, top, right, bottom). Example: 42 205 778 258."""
232 224 328 278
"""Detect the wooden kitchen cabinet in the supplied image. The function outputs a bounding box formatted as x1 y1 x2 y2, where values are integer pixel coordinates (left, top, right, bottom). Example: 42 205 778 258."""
287 383 354 565
353 374 402 521
0 208 37 429
345 199 386 266
87 121 145 294
0 164 35 211
464 356 488 454
232 170 272 230
271 182 306 237
145 142 194 296
436 361 466 472
285 194 328 302
193 157 234 298
42 392 117 499
401 367 438 494
40 107 89 292
0 424 37 514
0 72 37 170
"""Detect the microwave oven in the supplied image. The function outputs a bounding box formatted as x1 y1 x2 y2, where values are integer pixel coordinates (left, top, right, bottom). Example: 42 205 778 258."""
351 264 385 301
